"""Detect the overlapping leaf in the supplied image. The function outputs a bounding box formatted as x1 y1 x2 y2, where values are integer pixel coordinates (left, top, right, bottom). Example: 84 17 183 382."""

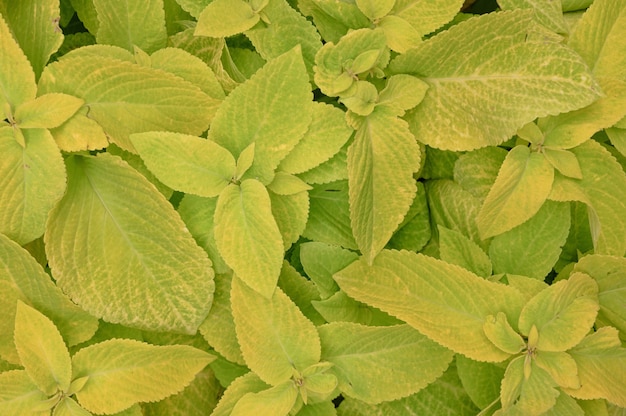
0 370 48 415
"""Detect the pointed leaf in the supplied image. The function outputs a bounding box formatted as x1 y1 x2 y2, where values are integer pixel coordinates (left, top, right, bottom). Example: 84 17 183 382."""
0 12 36 109
231 275 321 385
390 0 465 38
483 312 526 355
542 148 583 179
377 15 421 53
387 182 431 252
389 10 600 151
377 74 429 117
235 143 256 181
348 109 421 263
497 0 568 34
356 0 394 20
231 381 298 416
267 172 312 196
45 153 215 333
210 372 270 416
53 397 92 416
214 180 283 298
439 225 492 278
72 339 214 414
49 107 109 152
477 145 554 239
312 290 401 326
534 351 580 389
14 94 84 129
334 250 526 362
300 242 358 299
297 0 370 44
0 370 49 415
453 147 508 199
319 322 453 403
195 0 260 38
500 356 560 415
0 127 66 245
270 189 310 250
456 355 506 409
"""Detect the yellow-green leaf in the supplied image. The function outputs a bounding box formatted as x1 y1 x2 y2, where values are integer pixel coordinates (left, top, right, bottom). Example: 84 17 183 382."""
0 369 49 415
195 0 260 38
231 381 298 416
14 93 84 129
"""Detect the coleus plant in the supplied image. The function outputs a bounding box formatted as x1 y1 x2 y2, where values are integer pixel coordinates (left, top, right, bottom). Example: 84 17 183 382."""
0 0 625 414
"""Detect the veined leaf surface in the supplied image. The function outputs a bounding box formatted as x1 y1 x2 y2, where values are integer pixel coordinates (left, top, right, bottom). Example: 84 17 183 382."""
0 370 48 416
45 153 215 334
0 12 35 111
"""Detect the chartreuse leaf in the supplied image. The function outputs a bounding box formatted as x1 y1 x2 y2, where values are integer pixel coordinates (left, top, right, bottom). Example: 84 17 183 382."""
131 132 235 197
389 10 599 151
0 0 63 79
208 47 312 184
348 108 421 263
489 200 570 280
312 290 401 326
438 226 492 278
573 255 626 341
377 74 429 117
195 0 261 38
319 322 453 403
0 127 66 245
231 274 320 386
390 0 465 39
214 180 283 298
562 327 626 407
53 397 92 416
298 402 337 416
376 15 421 53
267 172 311 195
355 0 394 20
231 381 298 416
93 0 167 53
14 301 72 395
518 272 599 351
477 145 554 239
45 153 215 334
534 351 580 389
387 182 431 252
269 189 310 250
297 0 370 43
549 140 626 256
14 94 84 129
0 234 98 363
278 262 325 326
483 312 526 355
453 147 509 199
71 339 214 414
542 148 583 179
497 0 568 34
334 250 526 362
300 242 358 299
38 46 218 152
456 355 506 410
211 373 269 416
0 370 49 415
49 106 109 152
0 281 21 363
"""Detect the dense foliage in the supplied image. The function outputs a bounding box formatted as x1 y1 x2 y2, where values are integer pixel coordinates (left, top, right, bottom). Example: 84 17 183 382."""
1 0 625 415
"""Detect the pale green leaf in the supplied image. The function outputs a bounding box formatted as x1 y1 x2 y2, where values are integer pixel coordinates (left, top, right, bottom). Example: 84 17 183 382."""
607 127 626 157
356 0 394 20
453 147 508 199
477 145 554 239
214 180 283 298
561 0 592 11
235 143 256 181
387 182 431 252
277 261 325 326
0 127 66 245
267 172 312 195
334 250 526 362
232 381 298 416
548 140 626 256
348 108 421 263
38 46 217 152
562 327 626 407
45 153 215 333
298 401 337 416
0 11 36 111
0 0 63 79
53 397 92 416
209 356 249 389
211 373 268 416
72 339 214 414
208 47 312 184
497 0 568 34
391 0 465 38
297 147 349 185
389 10 600 151
377 74 429 117
0 281 21 363
456 354 505 409
518 272 599 351
297 0 370 43
93 0 167 53
319 322 453 403
131 132 235 197
542 148 583 179
300 242 358 299
0 370 49 415
489 200 570 280
14 301 71 395
231 275 321 385
14 93 84 129
534 351 580 389
270 189 310 250
483 312 526 355
312 290 402 326
49 107 109 152
377 15 421 53
500 356 560 415
68 0 99 34
340 80 378 116
421 147 459 180
439 226 492 278
195 0 260 38
542 393 586 416
0 234 98 361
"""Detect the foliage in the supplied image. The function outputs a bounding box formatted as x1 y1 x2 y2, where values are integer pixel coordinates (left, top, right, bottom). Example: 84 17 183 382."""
1 0 626 414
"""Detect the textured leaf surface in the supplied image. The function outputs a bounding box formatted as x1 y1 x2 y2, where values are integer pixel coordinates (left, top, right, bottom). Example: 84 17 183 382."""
45 153 215 333
195 0 259 38
53 397 92 416
210 372 269 416
231 381 298 416
14 93 84 129
334 250 526 362
389 10 599 151
72 339 214 414
390 0 465 38
14 301 72 395
500 356 559 415
270 190 310 250
438 226 492 278
456 355 505 409
453 147 509 199
0 127 66 245
0 12 36 110
0 370 48 415
300 242 358 299
497 0 568 33
214 180 283 298
231 275 320 385
319 322 453 403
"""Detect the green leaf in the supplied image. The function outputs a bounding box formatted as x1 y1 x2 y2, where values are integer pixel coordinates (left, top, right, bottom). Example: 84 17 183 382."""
14 93 84 129
312 290 401 326
348 108 421 263
277 261 325 326
208 47 312 184
534 351 580 389
270 189 310 250
607 127 626 158
477 145 554 239
38 46 218 152
334 250 526 362
456 354 506 410
297 0 370 43
131 132 235 197
48 107 109 152
45 153 215 334
0 370 49 415
231 381 298 416
377 74 429 117
542 148 583 179
518 272 599 351
356 0 394 20
319 322 453 403
340 80 378 116
53 397 92 416
267 172 312 195
453 147 508 200
0 127 66 245
231 274 321 386
210 372 269 416
195 0 260 38
0 234 98 363
573 255 626 341
497 0 568 34
14 301 72 395
300 242 358 299
500 356 560 415
387 182 431 252
214 180 283 298
377 15 421 53
389 10 600 151
0 281 21 364
489 200 571 280
298 401 337 416
0 12 36 112
235 143 256 181
297 147 349 185
390 0 465 39
93 0 167 53
72 339 214 414
0 0 63 79
483 312 526 355
562 327 626 407
438 225 492 278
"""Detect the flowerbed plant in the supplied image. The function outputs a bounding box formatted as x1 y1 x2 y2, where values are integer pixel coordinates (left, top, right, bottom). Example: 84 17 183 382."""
1 0 626 414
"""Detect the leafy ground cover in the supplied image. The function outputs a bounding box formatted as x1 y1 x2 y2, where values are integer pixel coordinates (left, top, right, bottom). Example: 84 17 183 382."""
1 0 626 415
